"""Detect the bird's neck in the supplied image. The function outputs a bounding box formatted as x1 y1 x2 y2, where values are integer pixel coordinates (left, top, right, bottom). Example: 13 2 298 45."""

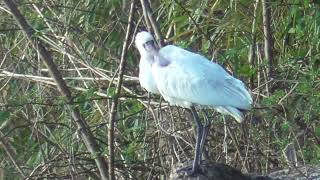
141 53 155 65
154 53 170 67
158 57 170 67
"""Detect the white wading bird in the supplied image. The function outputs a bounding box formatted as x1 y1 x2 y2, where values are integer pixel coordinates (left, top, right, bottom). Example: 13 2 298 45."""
135 31 252 174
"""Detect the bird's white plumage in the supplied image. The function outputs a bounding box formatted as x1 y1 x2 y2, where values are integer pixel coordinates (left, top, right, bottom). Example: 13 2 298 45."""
154 45 252 122
135 31 155 57
135 31 252 122
157 45 251 108
135 32 160 94
138 53 160 94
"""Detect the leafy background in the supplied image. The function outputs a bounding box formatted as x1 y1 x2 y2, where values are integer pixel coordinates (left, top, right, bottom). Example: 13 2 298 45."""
0 0 319 179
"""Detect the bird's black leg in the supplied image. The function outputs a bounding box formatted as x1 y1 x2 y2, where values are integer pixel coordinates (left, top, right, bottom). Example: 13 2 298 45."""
176 106 203 175
190 106 203 174
199 110 211 162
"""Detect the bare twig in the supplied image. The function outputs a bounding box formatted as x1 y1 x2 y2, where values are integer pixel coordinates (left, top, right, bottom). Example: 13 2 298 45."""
0 131 26 178
249 0 260 89
3 1 109 179
108 0 136 179
277 83 299 104
140 0 152 32
140 0 164 47
0 70 138 82
262 0 274 78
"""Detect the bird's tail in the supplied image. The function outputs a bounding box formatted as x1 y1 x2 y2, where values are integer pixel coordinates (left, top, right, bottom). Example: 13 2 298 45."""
215 106 245 123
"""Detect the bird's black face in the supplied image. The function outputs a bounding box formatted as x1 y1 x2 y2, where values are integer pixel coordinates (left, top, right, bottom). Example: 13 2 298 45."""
143 40 158 53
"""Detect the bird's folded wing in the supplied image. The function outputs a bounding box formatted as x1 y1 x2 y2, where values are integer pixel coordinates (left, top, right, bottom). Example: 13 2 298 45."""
157 45 252 109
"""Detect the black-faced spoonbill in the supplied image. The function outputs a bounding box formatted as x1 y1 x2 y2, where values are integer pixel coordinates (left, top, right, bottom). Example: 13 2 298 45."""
135 31 252 174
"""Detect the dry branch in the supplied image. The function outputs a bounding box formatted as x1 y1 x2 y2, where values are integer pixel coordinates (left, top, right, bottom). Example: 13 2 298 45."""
0 70 138 83
140 0 164 47
2 1 108 179
108 0 136 179
0 131 26 178
262 0 274 78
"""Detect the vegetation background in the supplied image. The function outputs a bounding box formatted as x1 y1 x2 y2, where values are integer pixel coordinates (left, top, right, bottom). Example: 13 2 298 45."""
0 0 319 179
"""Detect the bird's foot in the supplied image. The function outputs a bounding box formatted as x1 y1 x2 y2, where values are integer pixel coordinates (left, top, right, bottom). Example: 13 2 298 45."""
176 165 202 176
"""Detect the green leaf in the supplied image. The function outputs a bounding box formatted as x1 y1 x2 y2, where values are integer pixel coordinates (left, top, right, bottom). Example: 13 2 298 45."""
0 111 10 123
173 15 188 24
288 27 296 34
281 121 291 132
315 127 320 137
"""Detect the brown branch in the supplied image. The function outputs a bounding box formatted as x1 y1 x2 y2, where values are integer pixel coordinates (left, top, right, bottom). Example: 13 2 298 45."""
2 1 109 179
140 0 152 32
108 0 136 179
262 0 274 78
248 0 260 89
140 0 164 47
0 131 26 178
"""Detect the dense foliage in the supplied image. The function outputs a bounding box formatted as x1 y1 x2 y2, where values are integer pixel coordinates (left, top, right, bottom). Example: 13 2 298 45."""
0 0 319 179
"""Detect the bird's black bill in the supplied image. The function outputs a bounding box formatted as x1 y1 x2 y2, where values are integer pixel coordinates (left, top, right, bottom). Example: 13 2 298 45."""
143 40 158 52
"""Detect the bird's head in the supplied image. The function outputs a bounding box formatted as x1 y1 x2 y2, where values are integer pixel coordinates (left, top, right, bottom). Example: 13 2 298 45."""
135 31 159 55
